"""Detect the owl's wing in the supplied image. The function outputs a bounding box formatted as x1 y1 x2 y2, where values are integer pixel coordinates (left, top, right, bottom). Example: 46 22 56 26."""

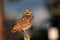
29 16 34 24
15 15 25 25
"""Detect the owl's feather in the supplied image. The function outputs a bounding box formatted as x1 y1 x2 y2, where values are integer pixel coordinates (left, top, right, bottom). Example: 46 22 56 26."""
11 10 34 33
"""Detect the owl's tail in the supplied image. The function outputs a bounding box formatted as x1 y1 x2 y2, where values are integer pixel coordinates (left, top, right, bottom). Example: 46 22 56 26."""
11 29 17 33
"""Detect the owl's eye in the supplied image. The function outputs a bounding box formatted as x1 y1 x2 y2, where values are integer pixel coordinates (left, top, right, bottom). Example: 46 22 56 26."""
26 13 29 14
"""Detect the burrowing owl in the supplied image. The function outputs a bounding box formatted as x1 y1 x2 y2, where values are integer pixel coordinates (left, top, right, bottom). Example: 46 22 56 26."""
11 10 34 33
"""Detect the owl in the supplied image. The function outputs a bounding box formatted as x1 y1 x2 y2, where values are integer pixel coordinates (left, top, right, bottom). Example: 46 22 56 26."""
11 10 34 33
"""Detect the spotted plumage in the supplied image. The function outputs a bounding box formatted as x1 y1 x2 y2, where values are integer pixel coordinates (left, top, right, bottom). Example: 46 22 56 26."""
11 10 34 33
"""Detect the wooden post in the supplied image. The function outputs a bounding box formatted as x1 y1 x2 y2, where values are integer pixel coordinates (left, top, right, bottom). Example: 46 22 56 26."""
24 33 30 40
0 0 6 40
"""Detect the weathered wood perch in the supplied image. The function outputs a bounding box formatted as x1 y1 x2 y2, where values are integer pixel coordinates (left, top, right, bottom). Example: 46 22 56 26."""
24 33 30 40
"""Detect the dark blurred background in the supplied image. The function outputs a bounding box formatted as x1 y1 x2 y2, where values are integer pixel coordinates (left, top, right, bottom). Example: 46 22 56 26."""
0 0 60 40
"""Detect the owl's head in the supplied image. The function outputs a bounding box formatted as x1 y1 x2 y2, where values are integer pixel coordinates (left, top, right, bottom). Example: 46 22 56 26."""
24 10 32 15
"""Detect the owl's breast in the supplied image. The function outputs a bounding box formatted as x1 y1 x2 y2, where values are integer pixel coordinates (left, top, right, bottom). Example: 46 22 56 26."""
20 16 33 30
21 15 33 23
15 15 34 30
